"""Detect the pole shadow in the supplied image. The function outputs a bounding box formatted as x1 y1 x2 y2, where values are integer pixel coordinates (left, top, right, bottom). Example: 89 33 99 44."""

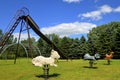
35 73 60 78
83 66 98 69
103 63 111 65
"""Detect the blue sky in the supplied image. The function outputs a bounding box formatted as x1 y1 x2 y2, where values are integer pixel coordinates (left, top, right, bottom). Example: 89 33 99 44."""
0 0 120 40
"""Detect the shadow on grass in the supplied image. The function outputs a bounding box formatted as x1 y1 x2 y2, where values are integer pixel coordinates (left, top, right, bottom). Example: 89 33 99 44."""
83 66 98 69
103 63 111 65
35 73 60 79
0 63 15 66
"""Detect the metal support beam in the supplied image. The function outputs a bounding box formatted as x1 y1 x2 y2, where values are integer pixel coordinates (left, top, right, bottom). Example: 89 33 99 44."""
43 64 49 80
25 19 33 58
89 60 94 68
14 20 23 64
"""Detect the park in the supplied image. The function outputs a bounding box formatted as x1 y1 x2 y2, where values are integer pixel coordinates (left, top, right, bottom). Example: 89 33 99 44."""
0 7 120 80
0 59 120 80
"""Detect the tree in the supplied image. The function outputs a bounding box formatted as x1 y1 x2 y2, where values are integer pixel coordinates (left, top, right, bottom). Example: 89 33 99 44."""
48 34 60 48
79 36 87 54
0 29 3 41
37 36 51 57
114 25 120 58
87 22 120 58
60 36 71 58
68 38 81 59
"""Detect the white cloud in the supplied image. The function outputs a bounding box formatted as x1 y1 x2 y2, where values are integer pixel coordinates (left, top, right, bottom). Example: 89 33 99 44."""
114 6 120 12
13 22 96 39
80 11 102 20
13 33 39 41
41 22 96 37
78 5 120 21
99 5 113 13
63 0 81 3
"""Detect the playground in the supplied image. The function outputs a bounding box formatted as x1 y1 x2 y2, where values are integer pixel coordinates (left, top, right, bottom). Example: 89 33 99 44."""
0 7 120 80
0 59 119 80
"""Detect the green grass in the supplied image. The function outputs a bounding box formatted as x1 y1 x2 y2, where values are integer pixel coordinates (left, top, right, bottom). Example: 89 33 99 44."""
0 58 120 80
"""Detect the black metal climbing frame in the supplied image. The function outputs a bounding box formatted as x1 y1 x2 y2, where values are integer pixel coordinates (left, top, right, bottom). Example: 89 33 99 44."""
0 18 21 53
0 8 67 59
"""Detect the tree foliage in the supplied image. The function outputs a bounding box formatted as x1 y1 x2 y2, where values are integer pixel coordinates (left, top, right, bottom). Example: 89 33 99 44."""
1 22 120 59
88 22 120 58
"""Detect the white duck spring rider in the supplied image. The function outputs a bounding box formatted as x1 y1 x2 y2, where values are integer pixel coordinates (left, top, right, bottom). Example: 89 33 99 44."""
32 49 60 67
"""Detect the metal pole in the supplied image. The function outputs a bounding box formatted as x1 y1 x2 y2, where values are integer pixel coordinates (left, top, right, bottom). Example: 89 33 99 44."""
14 21 23 64
89 60 94 68
43 64 49 80
25 19 33 58
107 60 110 65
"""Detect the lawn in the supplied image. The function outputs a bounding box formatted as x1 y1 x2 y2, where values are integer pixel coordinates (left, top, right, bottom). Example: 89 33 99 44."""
0 58 120 80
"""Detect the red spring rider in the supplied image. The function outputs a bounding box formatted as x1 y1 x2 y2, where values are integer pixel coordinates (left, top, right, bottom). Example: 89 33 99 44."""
105 51 114 65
